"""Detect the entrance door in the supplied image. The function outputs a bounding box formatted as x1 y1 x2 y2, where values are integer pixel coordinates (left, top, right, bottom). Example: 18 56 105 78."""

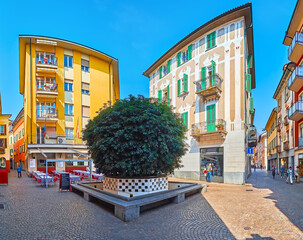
207 104 216 132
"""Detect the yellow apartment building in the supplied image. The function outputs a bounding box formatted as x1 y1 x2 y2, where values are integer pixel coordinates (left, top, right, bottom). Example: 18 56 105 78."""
19 35 120 173
265 108 278 170
143 3 256 184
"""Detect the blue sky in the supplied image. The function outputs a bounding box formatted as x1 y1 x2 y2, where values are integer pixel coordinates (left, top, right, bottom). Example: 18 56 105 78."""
0 0 297 132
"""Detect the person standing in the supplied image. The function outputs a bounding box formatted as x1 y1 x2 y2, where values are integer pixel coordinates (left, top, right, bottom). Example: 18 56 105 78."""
260 164 263 169
286 167 293 184
17 165 22 178
272 165 276 179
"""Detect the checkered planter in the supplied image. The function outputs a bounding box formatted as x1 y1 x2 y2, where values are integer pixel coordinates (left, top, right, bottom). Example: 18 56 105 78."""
103 176 168 197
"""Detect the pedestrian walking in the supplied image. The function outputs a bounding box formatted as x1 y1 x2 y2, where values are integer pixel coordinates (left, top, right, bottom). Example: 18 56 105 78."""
281 165 285 178
286 167 293 184
260 164 263 169
254 165 256 172
272 165 276 179
206 165 212 182
17 165 22 178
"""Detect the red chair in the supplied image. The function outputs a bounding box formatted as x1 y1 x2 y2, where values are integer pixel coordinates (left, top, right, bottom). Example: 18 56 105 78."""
53 176 58 183
80 176 84 181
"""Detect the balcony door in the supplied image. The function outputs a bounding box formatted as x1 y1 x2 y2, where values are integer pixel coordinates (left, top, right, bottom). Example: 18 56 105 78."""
208 60 216 87
206 104 216 132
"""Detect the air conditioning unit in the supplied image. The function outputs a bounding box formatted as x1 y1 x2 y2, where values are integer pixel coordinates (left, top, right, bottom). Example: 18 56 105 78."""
57 137 66 144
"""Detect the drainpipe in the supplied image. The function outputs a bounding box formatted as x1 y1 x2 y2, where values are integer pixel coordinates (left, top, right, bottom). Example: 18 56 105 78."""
109 60 113 106
30 38 33 144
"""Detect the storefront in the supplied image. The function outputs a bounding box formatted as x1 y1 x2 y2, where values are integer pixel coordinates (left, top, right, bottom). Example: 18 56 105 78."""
0 157 8 185
200 147 224 183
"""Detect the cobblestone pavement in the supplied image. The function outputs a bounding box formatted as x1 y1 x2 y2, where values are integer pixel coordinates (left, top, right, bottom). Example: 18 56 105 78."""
176 169 303 240
0 171 234 240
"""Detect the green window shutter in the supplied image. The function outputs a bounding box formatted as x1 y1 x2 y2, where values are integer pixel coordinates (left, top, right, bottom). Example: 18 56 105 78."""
211 61 216 86
249 97 254 112
207 34 211 50
167 60 171 73
246 74 251 93
201 67 207 90
177 52 181 67
167 85 170 104
183 74 188 92
188 44 192 60
159 66 162 79
247 55 253 69
177 79 181 96
158 90 162 103
185 112 188 129
212 31 216 48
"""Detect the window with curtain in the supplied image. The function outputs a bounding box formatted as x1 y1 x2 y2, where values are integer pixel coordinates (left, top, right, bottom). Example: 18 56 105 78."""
82 106 90 117
64 55 73 68
81 59 89 72
81 83 90 94
65 128 74 139
65 104 74 115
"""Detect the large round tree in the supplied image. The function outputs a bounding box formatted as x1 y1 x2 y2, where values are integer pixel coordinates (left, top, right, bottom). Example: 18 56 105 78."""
83 95 187 178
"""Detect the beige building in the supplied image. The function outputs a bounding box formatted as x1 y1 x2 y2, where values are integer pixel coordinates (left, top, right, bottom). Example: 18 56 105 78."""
143 3 256 184
273 63 296 172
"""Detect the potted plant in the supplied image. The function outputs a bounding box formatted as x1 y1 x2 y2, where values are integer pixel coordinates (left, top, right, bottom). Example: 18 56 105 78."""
83 95 187 197
216 122 224 131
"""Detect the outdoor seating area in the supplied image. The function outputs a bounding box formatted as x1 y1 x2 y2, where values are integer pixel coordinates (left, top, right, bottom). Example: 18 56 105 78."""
72 170 103 181
29 171 55 185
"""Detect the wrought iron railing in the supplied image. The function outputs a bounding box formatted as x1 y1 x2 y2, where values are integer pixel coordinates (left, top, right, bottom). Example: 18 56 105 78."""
27 133 85 145
288 101 303 118
36 108 58 119
36 81 58 93
288 32 303 59
191 119 226 135
194 74 223 92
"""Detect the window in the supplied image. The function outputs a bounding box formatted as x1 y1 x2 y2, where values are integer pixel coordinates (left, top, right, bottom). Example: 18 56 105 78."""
19 131 21 139
207 31 216 50
65 104 74 115
19 146 21 154
22 128 24 136
177 74 189 96
64 55 73 68
22 144 25 153
82 106 90 117
181 112 189 129
285 87 289 101
65 128 74 139
81 83 90 94
0 125 6 135
177 45 193 67
81 59 89 72
64 82 73 91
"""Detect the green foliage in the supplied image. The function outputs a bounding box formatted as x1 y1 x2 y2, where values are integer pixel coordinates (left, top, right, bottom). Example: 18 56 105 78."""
83 95 187 178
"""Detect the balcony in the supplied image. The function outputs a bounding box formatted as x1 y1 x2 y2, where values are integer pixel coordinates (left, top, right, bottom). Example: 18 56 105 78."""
288 66 303 92
250 125 257 137
194 74 223 102
191 119 227 140
36 108 58 122
276 124 281 132
288 101 303 121
248 134 257 148
36 52 58 73
283 141 290 151
28 134 85 145
288 32 303 63
36 81 58 98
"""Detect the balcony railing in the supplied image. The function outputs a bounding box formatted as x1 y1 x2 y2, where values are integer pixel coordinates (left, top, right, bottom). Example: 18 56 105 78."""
288 32 303 63
194 74 223 92
288 101 303 121
191 119 226 136
27 134 85 145
36 81 58 96
250 125 257 136
283 141 290 151
288 66 303 92
36 108 58 120
36 52 58 67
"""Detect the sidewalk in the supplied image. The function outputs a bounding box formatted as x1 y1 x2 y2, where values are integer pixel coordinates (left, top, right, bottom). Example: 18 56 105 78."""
171 170 303 240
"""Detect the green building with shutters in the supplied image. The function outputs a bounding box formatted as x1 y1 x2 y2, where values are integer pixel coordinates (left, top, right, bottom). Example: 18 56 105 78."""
143 3 256 184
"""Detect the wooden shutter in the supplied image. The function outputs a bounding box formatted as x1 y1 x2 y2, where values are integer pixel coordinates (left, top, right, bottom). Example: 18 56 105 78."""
201 67 207 90
246 74 251 92
212 31 216 48
207 34 211 50
167 85 170 104
177 52 181 67
247 55 253 69
177 79 181 96
167 60 171 73
211 61 216 86
159 66 162 79
184 112 188 129
183 74 188 92
188 45 192 60
158 90 162 103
